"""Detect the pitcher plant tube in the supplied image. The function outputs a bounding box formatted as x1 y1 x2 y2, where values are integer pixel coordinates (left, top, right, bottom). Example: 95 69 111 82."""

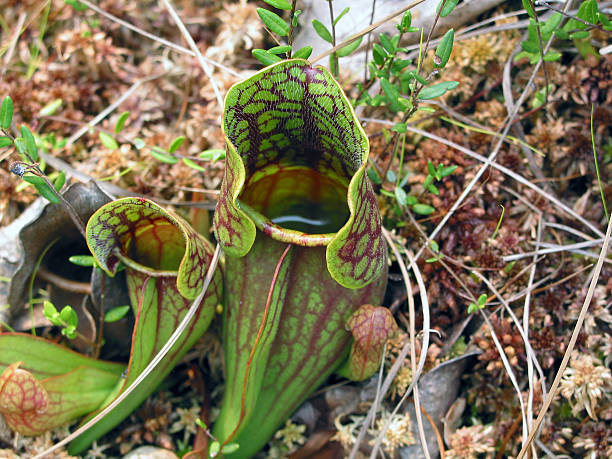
68 197 223 453
212 59 392 457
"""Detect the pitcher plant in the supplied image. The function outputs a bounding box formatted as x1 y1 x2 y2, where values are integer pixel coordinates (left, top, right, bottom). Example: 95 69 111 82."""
212 59 393 457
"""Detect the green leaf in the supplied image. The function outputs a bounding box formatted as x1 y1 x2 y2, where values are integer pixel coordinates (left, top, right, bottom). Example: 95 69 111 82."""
200 149 226 161
576 0 597 24
371 43 387 66
394 187 407 206
292 46 313 59
114 111 130 134
1 96 14 130
39 99 63 117
257 8 290 36
312 19 333 43
22 174 59 203
334 7 350 26
391 122 407 133
252 49 282 65
182 157 206 172
543 51 562 62
59 305 78 328
43 301 60 324
151 148 178 164
437 0 459 18
522 0 536 19
69 255 97 267
262 0 291 10
104 305 131 323
268 45 292 55
133 138 146 150
168 136 185 154
397 11 412 33
65 0 87 11
0 136 12 148
221 443 240 454
336 37 362 57
434 28 454 68
412 203 435 215
418 81 459 100
20 126 38 162
99 132 119 150
379 33 395 54
292 9 302 27
53 170 66 191
209 441 220 457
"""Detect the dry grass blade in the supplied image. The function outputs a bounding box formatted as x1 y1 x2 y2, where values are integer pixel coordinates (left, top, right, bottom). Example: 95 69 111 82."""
33 245 222 459
160 0 224 109
517 215 612 458
76 0 241 77
363 228 431 459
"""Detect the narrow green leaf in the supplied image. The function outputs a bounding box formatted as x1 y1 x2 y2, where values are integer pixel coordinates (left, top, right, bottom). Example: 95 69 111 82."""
391 122 407 133
334 7 350 26
336 37 362 57
0 136 12 148
252 49 282 65
257 8 290 36
394 187 407 206
53 170 66 191
268 45 292 55
0 96 13 130
437 0 459 17
292 46 313 59
104 305 131 323
397 11 412 33
151 148 178 164
114 111 130 134
182 157 206 172
312 19 333 43
418 81 459 100
22 174 60 203
69 255 97 267
380 77 400 100
522 0 536 18
412 203 435 215
379 33 395 54
434 28 454 68
168 136 186 154
20 126 38 161
99 132 119 150
200 149 226 161
292 9 302 27
262 0 291 10
39 99 63 117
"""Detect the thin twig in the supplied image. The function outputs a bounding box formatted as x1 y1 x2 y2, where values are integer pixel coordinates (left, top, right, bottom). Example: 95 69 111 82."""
160 0 224 109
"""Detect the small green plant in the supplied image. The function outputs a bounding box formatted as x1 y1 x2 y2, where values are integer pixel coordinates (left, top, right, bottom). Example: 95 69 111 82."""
467 294 488 314
42 301 79 339
517 0 612 65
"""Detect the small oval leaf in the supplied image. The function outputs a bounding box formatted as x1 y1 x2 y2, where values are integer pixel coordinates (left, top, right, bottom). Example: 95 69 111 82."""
99 132 119 150
114 111 130 134
20 126 38 162
104 305 131 323
257 8 290 36
312 19 333 43
0 96 13 130
292 46 313 59
252 49 283 66
434 28 454 68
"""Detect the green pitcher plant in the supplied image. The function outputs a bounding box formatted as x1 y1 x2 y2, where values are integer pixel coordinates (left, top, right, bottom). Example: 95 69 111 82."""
211 59 394 457
0 197 223 454
68 197 223 454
